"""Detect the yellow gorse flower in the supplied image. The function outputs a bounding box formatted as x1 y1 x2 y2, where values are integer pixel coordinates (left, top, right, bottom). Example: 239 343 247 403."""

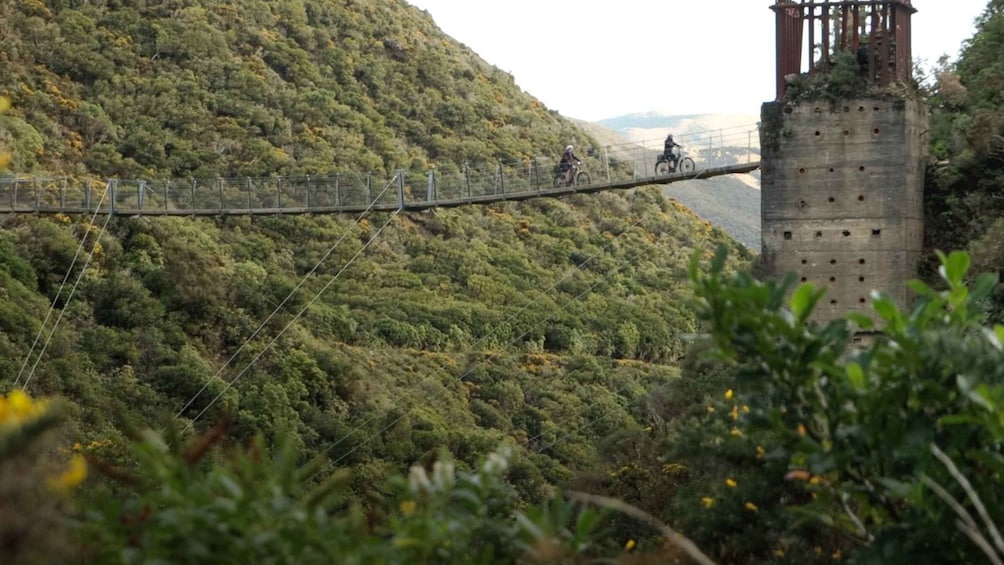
400 499 416 517
48 453 87 494
624 539 636 551
724 389 734 400
0 390 51 427
701 496 715 509
756 445 766 458
744 501 758 512
725 478 737 488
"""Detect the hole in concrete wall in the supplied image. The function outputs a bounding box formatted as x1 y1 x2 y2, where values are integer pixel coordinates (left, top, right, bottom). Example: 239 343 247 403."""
859 166 866 172
842 230 851 237
859 106 866 112
830 299 838 305
813 107 822 113
829 276 836 282
815 131 822 137
801 259 808 265
830 259 837 265
801 277 808 282
873 128 880 135
829 167 835 172
859 297 867 304
785 106 794 114
843 106 850 113
828 196 835 203
798 167 806 174
859 276 865 282
783 231 792 240
859 258 866 265
872 229 881 236
843 130 850 136
815 231 823 238
800 200 808 208
858 195 865 201
873 106 881 111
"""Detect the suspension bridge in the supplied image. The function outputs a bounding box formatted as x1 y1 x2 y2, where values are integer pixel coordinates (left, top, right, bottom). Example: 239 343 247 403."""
0 125 760 216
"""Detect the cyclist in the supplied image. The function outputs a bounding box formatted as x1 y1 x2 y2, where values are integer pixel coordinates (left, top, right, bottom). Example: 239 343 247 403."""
663 134 682 171
559 145 581 184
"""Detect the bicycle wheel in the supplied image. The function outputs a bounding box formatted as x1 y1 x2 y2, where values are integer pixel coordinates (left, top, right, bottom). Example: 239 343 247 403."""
553 175 565 188
679 158 696 173
655 160 671 175
574 171 591 186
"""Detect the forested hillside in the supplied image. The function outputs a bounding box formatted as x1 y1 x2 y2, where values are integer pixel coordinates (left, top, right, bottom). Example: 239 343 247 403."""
0 1 760 562
0 0 593 178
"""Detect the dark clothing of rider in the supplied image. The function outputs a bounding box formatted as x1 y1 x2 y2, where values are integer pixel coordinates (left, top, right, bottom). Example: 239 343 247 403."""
559 147 580 174
664 135 681 169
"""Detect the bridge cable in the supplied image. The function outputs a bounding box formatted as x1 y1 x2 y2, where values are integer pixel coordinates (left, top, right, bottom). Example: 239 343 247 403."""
301 208 655 480
171 177 400 427
182 208 400 433
20 184 113 391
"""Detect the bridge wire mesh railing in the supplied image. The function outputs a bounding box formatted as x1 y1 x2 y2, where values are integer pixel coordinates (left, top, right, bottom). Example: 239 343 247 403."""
0 124 760 215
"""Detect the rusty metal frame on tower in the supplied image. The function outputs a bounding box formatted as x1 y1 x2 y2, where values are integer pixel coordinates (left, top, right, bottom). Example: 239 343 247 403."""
771 0 916 99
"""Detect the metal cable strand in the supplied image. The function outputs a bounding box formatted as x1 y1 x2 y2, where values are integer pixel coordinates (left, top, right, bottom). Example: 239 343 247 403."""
21 186 115 391
301 212 656 481
182 208 401 432
14 185 111 388
171 177 399 422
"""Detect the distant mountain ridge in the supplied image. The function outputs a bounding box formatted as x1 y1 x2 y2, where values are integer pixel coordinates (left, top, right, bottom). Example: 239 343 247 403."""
580 113 762 249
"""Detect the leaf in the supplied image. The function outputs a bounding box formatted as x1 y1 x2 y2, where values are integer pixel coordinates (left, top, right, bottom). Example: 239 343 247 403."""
790 282 818 322
941 251 970 286
968 272 999 303
846 363 866 391
845 312 874 330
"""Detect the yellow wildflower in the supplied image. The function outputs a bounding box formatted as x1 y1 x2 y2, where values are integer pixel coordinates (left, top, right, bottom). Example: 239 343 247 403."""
729 405 739 421
832 549 842 561
797 423 807 436
742 405 750 413
725 478 737 488
814 547 823 555
0 390 50 426
724 389 734 400
774 549 785 557
624 539 636 551
701 497 715 509
48 454 87 494
809 475 823 485
744 501 758 512
756 445 766 459
706 405 715 413
400 500 416 517
730 428 743 437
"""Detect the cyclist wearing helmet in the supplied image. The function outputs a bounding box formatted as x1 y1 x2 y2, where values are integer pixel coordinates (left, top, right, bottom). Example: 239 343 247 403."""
664 134 682 171
559 145 581 184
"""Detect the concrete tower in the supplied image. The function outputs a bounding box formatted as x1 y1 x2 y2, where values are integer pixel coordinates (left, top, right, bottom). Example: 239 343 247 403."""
759 0 927 322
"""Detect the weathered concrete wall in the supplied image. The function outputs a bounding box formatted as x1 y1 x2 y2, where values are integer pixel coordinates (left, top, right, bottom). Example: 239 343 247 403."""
759 98 927 322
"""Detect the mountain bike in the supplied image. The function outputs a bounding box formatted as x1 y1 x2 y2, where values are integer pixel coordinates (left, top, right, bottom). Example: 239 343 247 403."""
552 162 591 188
655 147 696 175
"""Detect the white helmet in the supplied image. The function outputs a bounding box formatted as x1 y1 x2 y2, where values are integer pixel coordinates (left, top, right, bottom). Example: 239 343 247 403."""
565 145 573 152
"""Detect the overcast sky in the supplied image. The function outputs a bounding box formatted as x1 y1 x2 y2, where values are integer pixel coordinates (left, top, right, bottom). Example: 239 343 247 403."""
406 1 990 121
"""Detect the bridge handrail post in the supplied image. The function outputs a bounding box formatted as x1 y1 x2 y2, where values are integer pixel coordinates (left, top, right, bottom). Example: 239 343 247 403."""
109 180 117 216
366 173 372 205
395 169 405 210
246 178 252 212
334 173 340 207
426 169 436 203
219 178 224 214
84 180 91 212
138 180 145 214
60 179 66 211
11 179 16 210
532 159 540 191
165 180 171 214
33 178 40 213
276 176 282 211
305 174 311 210
604 146 611 183
497 160 504 195
464 163 471 200
191 178 197 215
